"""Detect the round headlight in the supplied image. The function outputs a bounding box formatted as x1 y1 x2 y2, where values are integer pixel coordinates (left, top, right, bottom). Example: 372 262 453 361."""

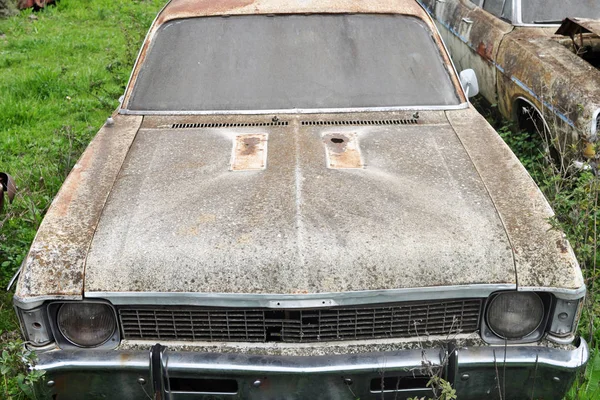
486 292 544 340
57 303 116 348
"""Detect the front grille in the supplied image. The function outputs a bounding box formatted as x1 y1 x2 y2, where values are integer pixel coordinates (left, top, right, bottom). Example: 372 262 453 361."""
119 299 482 343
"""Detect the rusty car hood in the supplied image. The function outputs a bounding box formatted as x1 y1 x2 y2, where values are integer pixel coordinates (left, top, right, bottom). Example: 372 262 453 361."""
16 110 583 305
81 111 516 295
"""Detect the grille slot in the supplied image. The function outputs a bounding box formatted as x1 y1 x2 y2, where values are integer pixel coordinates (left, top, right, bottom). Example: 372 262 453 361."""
119 299 482 343
301 119 418 126
171 121 288 129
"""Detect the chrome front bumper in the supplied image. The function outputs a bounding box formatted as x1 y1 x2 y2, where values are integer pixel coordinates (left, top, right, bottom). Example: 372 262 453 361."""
36 339 588 400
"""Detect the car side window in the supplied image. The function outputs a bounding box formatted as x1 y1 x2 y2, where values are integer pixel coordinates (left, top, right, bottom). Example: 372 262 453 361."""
481 0 512 21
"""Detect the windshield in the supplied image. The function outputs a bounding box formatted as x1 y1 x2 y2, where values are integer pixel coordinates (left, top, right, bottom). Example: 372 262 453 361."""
522 0 600 24
128 14 461 112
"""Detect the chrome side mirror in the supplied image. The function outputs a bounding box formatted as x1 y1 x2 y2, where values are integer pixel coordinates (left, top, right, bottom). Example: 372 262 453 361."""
460 69 479 98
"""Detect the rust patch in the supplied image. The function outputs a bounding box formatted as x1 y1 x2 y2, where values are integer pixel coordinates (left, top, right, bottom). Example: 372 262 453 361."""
157 0 255 25
556 238 569 254
476 42 492 59
230 134 268 171
323 133 363 169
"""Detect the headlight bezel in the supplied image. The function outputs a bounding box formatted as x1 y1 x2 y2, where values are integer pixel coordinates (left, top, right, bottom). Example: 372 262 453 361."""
481 291 552 344
48 300 120 350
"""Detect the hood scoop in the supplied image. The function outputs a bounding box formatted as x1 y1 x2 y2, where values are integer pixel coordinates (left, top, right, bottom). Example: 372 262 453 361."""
323 133 363 169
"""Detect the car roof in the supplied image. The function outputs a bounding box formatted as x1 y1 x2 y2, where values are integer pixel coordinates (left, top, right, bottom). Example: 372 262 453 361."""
156 0 430 24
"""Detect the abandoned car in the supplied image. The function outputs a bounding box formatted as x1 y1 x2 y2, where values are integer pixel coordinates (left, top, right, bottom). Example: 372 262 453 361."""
418 0 600 164
12 0 588 399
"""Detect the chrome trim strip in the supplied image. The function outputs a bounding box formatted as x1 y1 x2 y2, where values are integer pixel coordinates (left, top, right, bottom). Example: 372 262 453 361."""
458 338 588 371
33 338 588 374
518 285 586 300
14 295 82 310
85 284 516 307
547 334 577 345
512 23 561 27
118 103 470 116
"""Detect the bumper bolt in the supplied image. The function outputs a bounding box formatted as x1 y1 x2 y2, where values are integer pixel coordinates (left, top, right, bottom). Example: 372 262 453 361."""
138 378 146 385
343 378 353 386
253 380 262 387
461 374 470 381
47 380 55 388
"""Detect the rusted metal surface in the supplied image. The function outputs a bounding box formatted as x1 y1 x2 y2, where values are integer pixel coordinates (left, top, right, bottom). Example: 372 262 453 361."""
420 0 600 153
446 107 583 290
84 111 516 295
121 0 466 111
323 133 363 169
0 173 16 212
230 134 268 171
496 27 600 143
14 115 143 303
556 18 600 38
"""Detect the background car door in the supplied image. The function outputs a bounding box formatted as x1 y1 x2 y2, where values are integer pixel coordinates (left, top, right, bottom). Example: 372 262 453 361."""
421 0 513 104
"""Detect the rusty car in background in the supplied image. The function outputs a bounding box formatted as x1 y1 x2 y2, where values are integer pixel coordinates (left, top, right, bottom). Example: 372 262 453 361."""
11 0 588 399
418 0 600 164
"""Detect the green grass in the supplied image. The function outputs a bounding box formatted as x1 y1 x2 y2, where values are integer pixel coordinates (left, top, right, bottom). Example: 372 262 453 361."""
0 1 163 397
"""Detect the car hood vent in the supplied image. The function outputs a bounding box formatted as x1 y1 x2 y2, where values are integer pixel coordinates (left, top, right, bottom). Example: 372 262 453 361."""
171 121 288 129
301 119 418 126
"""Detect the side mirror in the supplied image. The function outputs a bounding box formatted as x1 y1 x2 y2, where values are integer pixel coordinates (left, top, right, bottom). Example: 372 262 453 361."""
0 173 16 212
459 69 479 98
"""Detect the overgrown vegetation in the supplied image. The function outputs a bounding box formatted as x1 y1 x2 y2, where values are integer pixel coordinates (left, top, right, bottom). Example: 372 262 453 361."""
475 99 600 399
0 1 598 399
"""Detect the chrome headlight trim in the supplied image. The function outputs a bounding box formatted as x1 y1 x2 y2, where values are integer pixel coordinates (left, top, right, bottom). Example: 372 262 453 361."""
48 300 120 350
481 291 551 344
16 305 53 347
548 297 583 338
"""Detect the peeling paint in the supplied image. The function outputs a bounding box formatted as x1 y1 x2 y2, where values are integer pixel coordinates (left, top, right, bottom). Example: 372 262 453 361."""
420 0 600 146
230 134 268 171
14 115 143 303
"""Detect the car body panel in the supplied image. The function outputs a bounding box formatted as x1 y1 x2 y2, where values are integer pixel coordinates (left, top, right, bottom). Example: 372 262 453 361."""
446 108 583 291
14 115 143 304
421 0 513 103
418 0 600 153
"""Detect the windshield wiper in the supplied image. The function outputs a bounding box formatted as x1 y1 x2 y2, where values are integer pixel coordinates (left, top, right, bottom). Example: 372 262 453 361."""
533 19 564 24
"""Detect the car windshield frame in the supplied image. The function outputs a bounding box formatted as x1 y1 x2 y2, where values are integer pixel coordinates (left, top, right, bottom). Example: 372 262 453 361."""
122 13 467 114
